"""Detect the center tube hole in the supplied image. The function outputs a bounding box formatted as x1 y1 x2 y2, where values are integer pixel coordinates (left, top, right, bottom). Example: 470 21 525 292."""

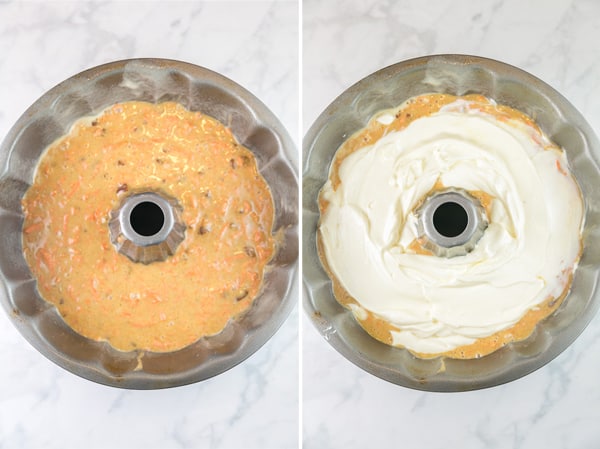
433 201 468 238
130 201 165 237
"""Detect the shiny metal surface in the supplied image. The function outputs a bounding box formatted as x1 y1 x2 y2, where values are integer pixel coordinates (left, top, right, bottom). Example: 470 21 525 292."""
109 191 186 264
0 58 298 389
416 188 487 258
303 54 600 391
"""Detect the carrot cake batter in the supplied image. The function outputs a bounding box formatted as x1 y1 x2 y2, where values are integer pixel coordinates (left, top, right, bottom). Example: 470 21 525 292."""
318 93 584 359
22 101 275 352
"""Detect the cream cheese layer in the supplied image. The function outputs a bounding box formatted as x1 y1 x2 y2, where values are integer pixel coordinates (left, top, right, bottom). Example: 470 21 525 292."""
319 100 583 355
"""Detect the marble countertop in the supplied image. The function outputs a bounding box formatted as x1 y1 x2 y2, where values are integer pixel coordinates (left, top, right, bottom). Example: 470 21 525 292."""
303 0 600 448
0 2 298 449
3 0 600 448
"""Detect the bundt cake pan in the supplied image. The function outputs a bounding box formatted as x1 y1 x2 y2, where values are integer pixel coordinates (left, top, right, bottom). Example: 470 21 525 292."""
303 54 600 391
0 58 298 389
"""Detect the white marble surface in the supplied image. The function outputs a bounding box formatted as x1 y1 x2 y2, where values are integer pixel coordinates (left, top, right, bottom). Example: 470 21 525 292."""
0 2 298 449
303 1 600 448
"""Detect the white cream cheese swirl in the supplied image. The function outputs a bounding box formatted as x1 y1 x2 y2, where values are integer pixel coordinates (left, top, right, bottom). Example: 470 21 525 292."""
319 99 584 355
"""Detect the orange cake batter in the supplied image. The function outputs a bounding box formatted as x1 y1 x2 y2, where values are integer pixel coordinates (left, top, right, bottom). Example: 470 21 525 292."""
22 101 275 352
318 93 583 359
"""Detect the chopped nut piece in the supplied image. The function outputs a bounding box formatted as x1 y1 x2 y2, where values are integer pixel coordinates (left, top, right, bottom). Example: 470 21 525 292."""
235 289 248 301
198 223 211 235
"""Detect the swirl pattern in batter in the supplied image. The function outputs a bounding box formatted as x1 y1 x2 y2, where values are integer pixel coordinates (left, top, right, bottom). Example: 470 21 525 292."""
318 94 583 359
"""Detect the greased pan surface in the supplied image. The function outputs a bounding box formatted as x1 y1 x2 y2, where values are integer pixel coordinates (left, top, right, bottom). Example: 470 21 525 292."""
0 59 298 389
303 54 600 391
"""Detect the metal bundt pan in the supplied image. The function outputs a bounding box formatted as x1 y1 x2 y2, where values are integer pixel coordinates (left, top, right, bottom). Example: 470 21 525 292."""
0 58 298 389
303 54 600 391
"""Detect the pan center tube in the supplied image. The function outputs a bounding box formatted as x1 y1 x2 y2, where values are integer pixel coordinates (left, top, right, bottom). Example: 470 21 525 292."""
416 188 488 258
109 191 186 264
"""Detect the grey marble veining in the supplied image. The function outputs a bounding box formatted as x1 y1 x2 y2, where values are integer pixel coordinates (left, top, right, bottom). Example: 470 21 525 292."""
303 1 600 448
0 2 298 449
4 0 600 447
